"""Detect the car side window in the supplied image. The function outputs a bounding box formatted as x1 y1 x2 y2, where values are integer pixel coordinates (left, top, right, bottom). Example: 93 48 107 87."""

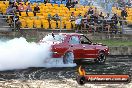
80 35 92 44
69 36 80 44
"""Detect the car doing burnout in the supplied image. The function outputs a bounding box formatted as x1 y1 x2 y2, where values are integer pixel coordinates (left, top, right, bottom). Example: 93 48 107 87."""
40 33 109 64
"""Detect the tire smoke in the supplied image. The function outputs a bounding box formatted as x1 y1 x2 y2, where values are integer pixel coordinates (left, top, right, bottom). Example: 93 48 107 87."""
0 37 51 71
0 37 76 71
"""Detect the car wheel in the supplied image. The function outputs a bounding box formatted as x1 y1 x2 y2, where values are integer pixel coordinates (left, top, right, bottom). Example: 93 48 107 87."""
95 52 106 64
76 76 86 85
63 52 74 64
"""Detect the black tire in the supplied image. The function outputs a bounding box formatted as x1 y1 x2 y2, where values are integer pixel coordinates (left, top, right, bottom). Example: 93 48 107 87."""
76 76 86 85
63 52 74 64
95 52 106 64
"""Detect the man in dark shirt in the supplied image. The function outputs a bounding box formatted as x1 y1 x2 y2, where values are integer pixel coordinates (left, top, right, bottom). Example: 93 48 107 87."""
111 14 118 24
66 0 72 10
53 13 60 28
33 4 40 16
121 8 128 19
111 14 118 34
88 7 94 15
9 12 21 31
12 2 18 12
89 13 99 32
99 12 104 19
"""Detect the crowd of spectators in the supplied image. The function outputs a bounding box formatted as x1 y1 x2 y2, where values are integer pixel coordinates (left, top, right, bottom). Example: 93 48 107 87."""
6 2 41 30
6 2 23 30
71 7 127 34
4 1 130 33
6 2 41 16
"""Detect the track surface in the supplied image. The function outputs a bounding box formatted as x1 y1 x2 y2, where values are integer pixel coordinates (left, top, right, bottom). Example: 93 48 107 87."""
0 56 132 88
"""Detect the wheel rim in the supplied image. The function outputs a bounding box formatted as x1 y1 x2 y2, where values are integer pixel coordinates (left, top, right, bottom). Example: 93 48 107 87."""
79 77 86 85
63 52 74 64
98 53 106 63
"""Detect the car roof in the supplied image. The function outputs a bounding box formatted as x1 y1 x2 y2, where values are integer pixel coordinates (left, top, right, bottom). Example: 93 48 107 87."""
48 33 84 36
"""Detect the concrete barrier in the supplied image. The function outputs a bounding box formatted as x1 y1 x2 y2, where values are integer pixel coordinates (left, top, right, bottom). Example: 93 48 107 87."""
109 46 132 55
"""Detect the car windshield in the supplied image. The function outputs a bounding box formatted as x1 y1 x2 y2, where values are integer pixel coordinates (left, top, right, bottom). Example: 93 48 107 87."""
42 34 65 42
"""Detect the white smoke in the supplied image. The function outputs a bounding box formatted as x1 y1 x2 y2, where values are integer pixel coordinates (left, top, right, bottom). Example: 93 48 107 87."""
0 37 76 71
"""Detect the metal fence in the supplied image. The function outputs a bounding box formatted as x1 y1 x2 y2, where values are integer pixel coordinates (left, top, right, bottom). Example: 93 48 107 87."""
17 15 132 34
0 14 16 32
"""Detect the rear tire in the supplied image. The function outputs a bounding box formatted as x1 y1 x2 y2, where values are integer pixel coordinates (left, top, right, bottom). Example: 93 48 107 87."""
63 52 74 64
95 52 106 64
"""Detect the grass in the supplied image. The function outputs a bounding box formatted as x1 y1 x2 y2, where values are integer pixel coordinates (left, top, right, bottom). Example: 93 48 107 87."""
26 37 37 42
92 39 132 47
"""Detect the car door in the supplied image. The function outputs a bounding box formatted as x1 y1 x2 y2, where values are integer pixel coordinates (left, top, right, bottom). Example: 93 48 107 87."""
68 35 83 59
79 35 96 58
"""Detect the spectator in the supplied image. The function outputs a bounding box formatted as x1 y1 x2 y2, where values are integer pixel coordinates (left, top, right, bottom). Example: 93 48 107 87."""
8 9 21 31
18 3 25 11
13 13 21 31
18 3 25 16
53 13 60 21
94 7 98 14
70 12 76 28
121 8 128 20
82 15 88 29
88 7 94 15
53 13 60 28
6 4 13 15
97 16 104 32
111 14 118 24
71 1 77 8
47 13 52 28
111 14 118 34
47 13 52 20
44 0 49 4
33 4 40 16
78 13 82 19
7 7 16 26
75 17 82 32
26 3 32 12
105 13 110 19
66 0 72 9
104 13 111 33
118 16 123 26
70 12 75 21
93 13 99 32
126 0 131 7
99 12 104 19
12 2 18 11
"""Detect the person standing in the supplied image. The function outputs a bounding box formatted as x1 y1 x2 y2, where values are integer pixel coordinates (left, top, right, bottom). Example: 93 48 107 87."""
121 7 128 20
26 3 32 12
33 4 40 16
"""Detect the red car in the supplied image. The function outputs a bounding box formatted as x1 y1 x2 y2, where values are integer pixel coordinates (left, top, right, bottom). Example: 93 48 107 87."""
40 33 109 64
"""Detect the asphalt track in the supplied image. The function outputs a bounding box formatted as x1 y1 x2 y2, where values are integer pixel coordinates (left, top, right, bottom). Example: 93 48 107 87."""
0 56 131 88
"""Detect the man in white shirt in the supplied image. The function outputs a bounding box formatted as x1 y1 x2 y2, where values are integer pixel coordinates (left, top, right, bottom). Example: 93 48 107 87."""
75 18 82 32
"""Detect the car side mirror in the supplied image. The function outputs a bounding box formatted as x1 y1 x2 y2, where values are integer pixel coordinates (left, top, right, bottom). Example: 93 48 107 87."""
81 40 84 44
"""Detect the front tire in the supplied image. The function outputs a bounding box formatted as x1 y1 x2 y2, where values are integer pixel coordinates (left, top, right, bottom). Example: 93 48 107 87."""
76 76 86 85
95 52 106 64
63 52 74 64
